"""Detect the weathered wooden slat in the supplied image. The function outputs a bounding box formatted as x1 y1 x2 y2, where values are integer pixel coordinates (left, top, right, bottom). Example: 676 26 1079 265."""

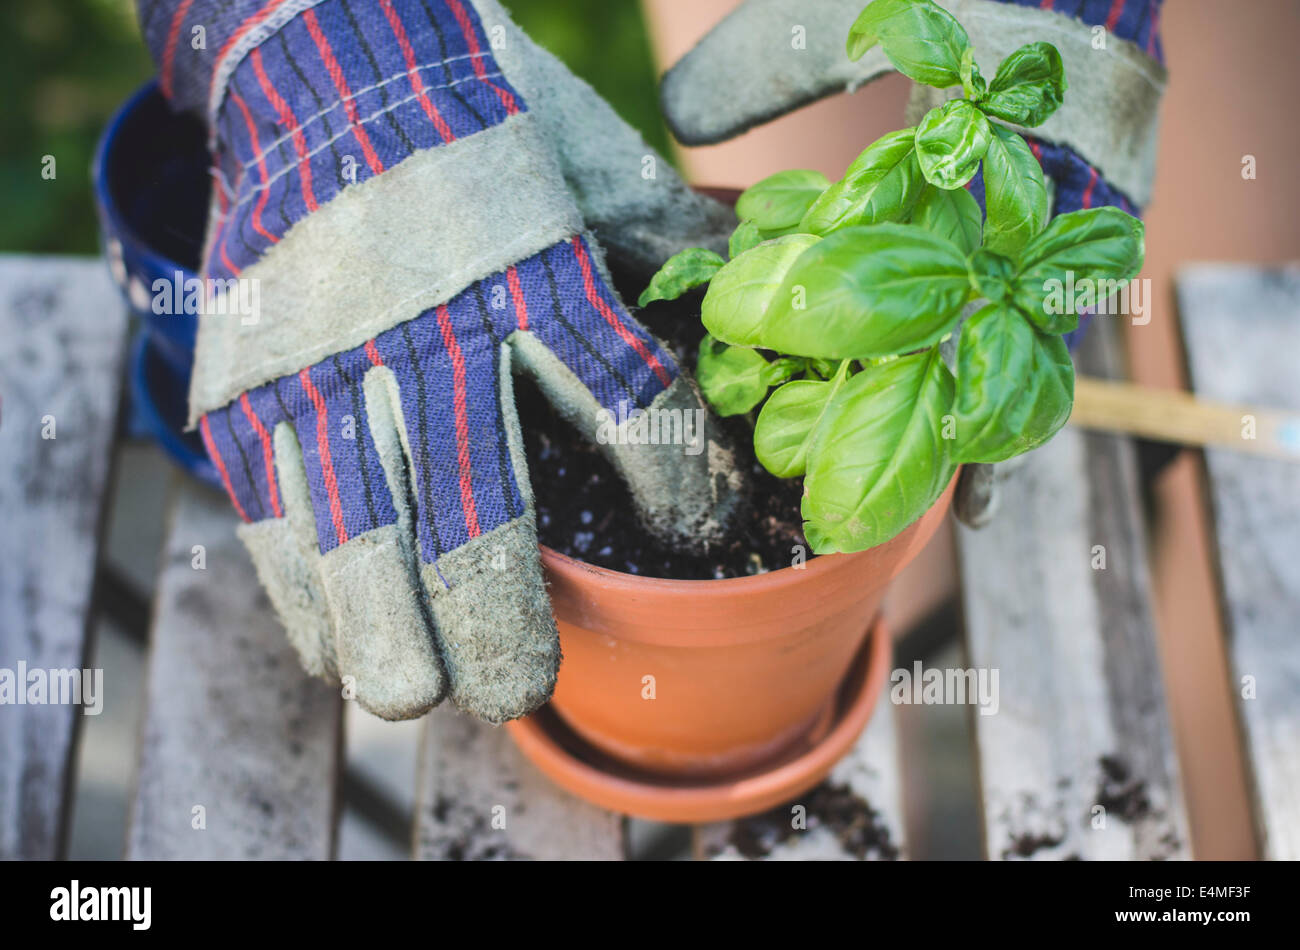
127 483 343 859
414 708 627 860
956 322 1189 860
0 257 128 859
692 695 907 860
1178 265 1300 860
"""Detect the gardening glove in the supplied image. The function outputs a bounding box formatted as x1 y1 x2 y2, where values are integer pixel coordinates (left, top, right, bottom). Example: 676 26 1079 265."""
660 0 1166 527
137 0 740 722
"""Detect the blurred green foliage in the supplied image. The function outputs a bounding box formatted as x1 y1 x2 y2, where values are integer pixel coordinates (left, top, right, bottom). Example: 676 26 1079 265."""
506 0 672 157
0 0 670 254
0 0 154 253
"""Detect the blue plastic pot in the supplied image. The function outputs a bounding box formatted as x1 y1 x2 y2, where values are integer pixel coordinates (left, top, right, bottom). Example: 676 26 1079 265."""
94 81 219 488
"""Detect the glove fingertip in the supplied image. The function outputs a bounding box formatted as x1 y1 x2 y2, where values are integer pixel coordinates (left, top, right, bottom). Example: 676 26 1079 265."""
954 462 1000 529
424 516 562 725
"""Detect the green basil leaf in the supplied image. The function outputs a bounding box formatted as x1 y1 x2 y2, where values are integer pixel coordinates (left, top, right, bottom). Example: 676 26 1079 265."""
846 0 971 88
753 363 851 478
951 303 1074 463
736 169 830 232
701 233 822 346
981 123 1049 257
911 184 982 256
763 357 803 386
800 129 924 235
981 41 1066 127
638 247 726 307
729 219 763 258
754 223 972 359
801 348 957 553
1011 207 1145 334
806 357 838 380
757 223 808 240
696 334 776 416
968 248 1016 302
915 99 992 190
960 47 986 100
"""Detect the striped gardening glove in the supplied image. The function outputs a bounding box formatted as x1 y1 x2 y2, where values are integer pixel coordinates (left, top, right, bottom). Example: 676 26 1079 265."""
137 0 740 722
660 0 1166 526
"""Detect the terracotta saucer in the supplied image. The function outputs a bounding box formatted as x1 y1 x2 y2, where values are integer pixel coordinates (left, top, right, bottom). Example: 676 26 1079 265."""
504 619 891 823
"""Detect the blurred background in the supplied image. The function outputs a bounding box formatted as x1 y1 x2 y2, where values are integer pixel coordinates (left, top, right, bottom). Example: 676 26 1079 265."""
4 0 1297 860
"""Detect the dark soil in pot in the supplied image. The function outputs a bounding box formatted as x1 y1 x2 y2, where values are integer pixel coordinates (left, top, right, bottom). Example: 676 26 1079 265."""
516 285 808 580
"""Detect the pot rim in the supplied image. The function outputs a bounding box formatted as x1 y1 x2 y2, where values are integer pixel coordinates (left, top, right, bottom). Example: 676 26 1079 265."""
95 81 197 284
538 471 958 597
540 538 860 595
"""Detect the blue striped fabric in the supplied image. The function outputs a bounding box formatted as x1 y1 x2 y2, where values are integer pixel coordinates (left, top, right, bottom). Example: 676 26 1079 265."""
199 236 678 559
139 0 288 114
198 0 522 281
995 0 1164 62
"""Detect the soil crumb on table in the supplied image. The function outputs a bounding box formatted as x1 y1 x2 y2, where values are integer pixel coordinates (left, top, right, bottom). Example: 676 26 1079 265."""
714 781 900 860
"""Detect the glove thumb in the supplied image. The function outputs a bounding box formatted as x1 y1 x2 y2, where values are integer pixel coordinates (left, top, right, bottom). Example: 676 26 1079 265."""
660 0 893 145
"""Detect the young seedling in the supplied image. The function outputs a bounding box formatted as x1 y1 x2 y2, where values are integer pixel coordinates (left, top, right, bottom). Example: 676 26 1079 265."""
642 0 1144 554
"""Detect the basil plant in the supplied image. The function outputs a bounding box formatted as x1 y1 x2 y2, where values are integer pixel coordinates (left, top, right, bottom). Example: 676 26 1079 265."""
640 0 1144 555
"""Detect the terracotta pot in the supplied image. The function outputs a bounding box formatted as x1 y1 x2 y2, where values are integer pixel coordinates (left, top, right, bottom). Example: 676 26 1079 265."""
531 476 956 779
506 617 890 823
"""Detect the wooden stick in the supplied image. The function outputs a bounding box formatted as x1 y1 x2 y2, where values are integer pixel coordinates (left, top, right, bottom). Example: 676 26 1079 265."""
1070 376 1300 461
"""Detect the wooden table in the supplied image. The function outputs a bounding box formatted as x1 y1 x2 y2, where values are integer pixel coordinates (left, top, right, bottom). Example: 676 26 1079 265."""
1 255 1295 860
